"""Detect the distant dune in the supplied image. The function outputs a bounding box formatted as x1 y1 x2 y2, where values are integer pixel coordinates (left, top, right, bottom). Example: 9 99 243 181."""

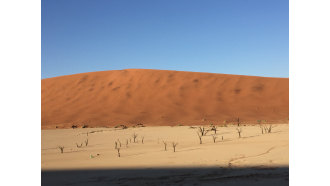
41 69 288 129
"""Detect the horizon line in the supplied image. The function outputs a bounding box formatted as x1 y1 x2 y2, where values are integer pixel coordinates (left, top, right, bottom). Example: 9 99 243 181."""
41 68 289 80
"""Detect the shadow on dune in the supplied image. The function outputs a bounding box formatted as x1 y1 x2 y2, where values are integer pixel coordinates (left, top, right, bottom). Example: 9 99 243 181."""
42 166 288 186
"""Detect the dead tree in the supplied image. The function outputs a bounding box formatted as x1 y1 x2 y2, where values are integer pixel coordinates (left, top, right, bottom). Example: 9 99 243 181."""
117 148 120 157
141 136 144 144
58 146 64 153
132 133 138 143
236 128 242 138
267 125 273 133
163 141 167 151
263 126 269 133
198 127 209 136
197 132 203 144
260 125 264 134
76 143 83 148
117 139 121 147
115 141 118 149
211 126 218 134
237 117 240 126
85 139 89 146
211 134 217 143
263 125 273 133
172 142 178 152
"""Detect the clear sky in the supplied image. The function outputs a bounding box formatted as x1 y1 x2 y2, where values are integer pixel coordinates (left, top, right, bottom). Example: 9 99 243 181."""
42 0 288 79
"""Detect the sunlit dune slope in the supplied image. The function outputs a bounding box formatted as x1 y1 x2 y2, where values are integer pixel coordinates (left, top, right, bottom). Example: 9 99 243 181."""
42 69 288 128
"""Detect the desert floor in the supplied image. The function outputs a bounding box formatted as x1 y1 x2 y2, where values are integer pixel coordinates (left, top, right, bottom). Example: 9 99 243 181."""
42 124 288 185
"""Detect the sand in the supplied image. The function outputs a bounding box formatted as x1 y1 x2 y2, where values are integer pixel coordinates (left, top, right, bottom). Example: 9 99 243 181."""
41 69 289 129
42 124 288 170
42 124 288 185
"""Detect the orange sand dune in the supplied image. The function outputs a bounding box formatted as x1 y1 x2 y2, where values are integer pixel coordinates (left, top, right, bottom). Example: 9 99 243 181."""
41 69 288 129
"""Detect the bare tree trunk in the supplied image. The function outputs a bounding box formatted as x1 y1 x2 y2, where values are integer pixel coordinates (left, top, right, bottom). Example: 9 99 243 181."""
117 148 120 157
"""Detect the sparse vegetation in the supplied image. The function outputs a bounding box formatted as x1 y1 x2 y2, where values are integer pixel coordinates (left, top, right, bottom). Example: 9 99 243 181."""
236 128 242 138
58 146 64 153
211 134 217 143
163 141 167 151
114 124 128 129
172 142 178 152
133 123 145 128
82 124 88 128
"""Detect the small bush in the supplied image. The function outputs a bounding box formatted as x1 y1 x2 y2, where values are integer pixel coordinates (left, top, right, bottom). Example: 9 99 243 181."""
114 124 128 129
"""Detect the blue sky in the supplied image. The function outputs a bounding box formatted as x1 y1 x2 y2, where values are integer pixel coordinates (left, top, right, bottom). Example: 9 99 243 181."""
42 0 288 79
